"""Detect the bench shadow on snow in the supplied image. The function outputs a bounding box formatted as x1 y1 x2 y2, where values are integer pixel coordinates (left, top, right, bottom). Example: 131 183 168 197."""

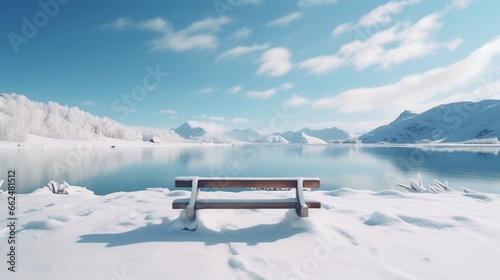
77 215 309 247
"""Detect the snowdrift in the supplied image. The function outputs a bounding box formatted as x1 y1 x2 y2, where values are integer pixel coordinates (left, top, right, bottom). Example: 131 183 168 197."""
1 186 500 279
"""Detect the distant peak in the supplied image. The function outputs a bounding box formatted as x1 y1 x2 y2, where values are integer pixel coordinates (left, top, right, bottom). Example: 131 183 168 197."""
396 110 416 120
179 121 201 129
400 110 413 116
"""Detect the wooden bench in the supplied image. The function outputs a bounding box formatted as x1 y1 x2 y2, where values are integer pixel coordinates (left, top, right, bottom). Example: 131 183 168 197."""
172 177 321 219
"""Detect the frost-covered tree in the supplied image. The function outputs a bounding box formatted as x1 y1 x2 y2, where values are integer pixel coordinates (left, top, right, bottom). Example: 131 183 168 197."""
0 93 177 142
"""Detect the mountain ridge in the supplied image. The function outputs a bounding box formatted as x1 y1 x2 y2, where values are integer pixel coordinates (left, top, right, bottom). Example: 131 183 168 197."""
360 99 500 143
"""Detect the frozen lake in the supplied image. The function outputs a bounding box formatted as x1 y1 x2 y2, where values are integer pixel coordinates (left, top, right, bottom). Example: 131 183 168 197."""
2 144 500 195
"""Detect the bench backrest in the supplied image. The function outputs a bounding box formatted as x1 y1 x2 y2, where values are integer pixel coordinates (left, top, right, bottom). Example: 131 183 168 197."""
175 177 320 189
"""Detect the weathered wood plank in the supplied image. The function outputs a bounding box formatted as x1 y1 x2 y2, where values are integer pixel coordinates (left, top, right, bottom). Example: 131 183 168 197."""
175 178 320 189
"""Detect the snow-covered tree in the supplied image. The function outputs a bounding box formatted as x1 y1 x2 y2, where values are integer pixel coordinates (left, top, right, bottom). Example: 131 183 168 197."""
0 93 176 142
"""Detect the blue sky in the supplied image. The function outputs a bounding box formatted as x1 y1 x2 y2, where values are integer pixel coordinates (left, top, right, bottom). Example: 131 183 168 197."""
2 0 500 134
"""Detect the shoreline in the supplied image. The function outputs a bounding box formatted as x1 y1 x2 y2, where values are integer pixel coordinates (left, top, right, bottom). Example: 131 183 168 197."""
1 134 500 150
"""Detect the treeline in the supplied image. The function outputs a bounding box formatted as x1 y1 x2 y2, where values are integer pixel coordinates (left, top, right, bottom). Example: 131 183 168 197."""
0 93 182 142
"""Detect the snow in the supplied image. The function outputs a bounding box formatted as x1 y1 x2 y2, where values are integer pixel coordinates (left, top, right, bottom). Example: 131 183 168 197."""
301 132 327 144
46 181 94 195
2 184 500 279
360 99 500 143
0 134 224 149
462 137 500 144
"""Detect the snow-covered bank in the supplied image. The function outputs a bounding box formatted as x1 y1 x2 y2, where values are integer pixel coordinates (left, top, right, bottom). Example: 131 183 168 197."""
1 187 500 279
2 134 500 150
0 134 231 149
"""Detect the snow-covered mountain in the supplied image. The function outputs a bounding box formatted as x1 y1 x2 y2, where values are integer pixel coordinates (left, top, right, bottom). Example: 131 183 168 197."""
360 100 500 143
300 132 327 144
174 122 208 140
266 135 289 144
173 122 234 143
278 127 349 143
178 124 349 144
223 129 269 143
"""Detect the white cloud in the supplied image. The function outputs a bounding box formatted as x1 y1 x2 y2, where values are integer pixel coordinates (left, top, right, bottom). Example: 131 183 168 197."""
158 109 177 115
448 0 474 10
302 12 461 74
138 17 171 32
297 0 337 7
280 82 294 90
266 12 303 27
283 95 312 107
152 33 219 52
298 55 345 74
311 37 500 116
332 0 419 36
257 47 293 77
246 82 294 99
332 23 352 37
216 43 269 61
232 27 252 39
358 0 420 27
102 17 231 52
182 17 231 34
187 120 228 134
82 101 96 106
444 38 464 51
231 118 252 124
101 17 134 30
194 114 226 122
246 88 277 99
226 85 243 94
196 85 220 94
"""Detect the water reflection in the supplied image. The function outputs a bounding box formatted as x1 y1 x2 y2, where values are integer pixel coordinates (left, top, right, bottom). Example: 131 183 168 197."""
1 144 499 195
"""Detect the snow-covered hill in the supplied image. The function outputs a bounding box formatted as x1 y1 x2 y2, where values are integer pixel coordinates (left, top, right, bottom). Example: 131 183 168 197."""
360 100 500 143
0 93 183 142
301 132 327 144
173 122 234 143
266 135 289 144
278 127 349 143
174 122 208 140
223 129 269 143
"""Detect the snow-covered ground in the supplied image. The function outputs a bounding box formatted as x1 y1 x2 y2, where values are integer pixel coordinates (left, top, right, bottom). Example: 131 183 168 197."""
0 134 229 149
1 185 500 279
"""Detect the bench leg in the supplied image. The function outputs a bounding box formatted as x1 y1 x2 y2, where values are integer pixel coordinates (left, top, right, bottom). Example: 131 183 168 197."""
186 207 196 219
296 178 309 217
296 206 309 217
186 177 200 219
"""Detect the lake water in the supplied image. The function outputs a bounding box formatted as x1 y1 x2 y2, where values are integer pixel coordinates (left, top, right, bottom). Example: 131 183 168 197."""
2 144 500 195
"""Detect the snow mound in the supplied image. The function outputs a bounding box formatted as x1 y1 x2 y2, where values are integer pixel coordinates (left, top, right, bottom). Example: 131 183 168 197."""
172 209 199 231
282 209 316 231
23 220 62 230
364 211 402 226
398 215 455 229
325 188 359 197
